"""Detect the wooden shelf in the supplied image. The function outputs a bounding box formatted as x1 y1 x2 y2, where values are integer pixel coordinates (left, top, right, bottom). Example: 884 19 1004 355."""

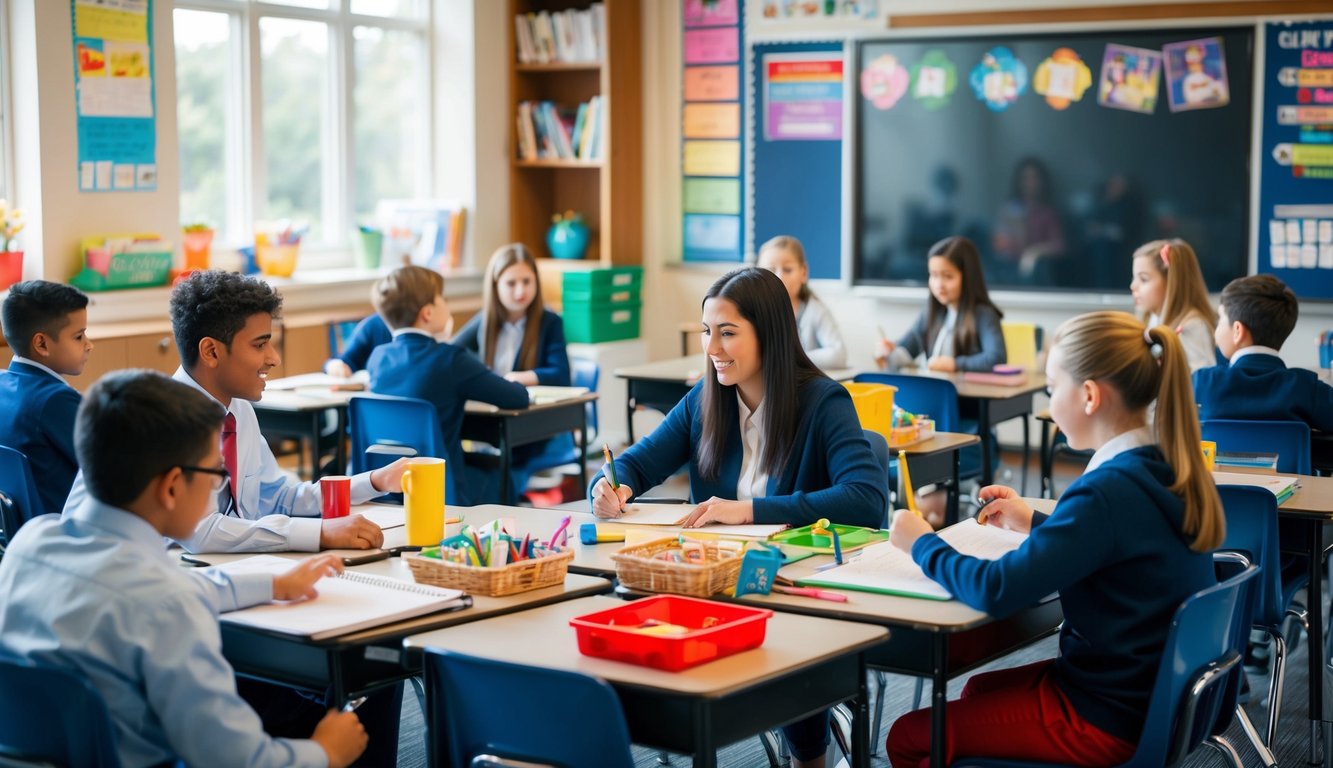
513 158 604 169
516 61 604 73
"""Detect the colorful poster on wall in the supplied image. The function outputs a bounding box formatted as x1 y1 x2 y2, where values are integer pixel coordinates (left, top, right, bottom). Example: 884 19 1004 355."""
860 53 909 111
1032 48 1091 110
1163 36 1229 112
1256 20 1333 298
758 0 878 21
682 0 744 262
685 0 739 27
910 49 957 110
1097 44 1162 114
72 0 157 192
969 46 1027 112
766 53 843 140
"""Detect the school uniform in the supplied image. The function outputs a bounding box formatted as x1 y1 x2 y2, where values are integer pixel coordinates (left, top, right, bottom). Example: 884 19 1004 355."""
452 308 572 385
62 368 386 553
1149 311 1216 373
887 304 1006 373
0 357 80 519
796 296 847 370
1193 346 1333 432
590 374 887 529
0 497 325 767
336 313 393 372
368 329 530 505
888 429 1215 765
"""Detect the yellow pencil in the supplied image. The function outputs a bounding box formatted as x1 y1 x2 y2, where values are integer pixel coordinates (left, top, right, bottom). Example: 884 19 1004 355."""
898 450 921 516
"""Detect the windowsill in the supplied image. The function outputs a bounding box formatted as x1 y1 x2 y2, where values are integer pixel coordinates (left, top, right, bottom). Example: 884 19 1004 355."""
77 266 483 326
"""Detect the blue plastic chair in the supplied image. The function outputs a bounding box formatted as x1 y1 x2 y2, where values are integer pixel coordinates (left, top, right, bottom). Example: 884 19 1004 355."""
423 648 635 768
951 561 1256 768
508 357 601 496
1201 419 1311 475
0 652 122 767
348 394 455 503
0 446 42 543
1217 485 1302 760
326 317 361 358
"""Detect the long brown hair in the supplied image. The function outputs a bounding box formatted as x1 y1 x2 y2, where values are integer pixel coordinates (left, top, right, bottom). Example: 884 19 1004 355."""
1051 311 1224 552
1133 239 1216 331
698 268 826 481
757 235 812 302
925 236 1003 356
480 244 544 371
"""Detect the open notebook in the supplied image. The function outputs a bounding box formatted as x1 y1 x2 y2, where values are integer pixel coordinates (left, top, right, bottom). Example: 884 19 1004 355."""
610 503 788 538
798 521 1028 600
217 556 469 641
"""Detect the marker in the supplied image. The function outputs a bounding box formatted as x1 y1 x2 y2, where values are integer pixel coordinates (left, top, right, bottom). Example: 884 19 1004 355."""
773 585 849 603
579 523 626 545
548 515 572 548
342 696 367 713
898 450 921 517
602 443 620 489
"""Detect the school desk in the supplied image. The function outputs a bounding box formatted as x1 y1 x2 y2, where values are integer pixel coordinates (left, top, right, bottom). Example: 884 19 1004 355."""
1038 476 1333 767
614 355 857 443
251 389 349 480
189 545 612 704
726 552 1063 768
402 595 888 768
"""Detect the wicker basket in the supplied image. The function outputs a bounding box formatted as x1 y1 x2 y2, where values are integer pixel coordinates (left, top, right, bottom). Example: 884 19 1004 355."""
403 549 573 597
611 537 744 598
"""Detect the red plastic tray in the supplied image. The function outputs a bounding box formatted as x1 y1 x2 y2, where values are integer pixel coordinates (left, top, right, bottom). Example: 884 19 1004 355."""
569 595 772 671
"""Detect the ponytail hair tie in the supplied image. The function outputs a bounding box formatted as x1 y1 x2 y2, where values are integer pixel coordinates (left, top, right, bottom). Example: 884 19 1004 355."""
1144 328 1163 361
1159 242 1171 267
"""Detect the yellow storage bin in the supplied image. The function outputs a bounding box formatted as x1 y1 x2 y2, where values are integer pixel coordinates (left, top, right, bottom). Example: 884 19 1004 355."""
842 382 895 440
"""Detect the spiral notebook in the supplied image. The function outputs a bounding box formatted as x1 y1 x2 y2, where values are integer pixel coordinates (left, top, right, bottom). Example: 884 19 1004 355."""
217 556 469 640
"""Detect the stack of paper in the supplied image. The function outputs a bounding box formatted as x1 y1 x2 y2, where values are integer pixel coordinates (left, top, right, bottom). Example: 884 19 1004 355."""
1211 471 1299 506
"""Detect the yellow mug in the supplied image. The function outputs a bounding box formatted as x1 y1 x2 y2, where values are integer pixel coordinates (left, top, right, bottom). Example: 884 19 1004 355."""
1200 440 1217 472
402 457 446 547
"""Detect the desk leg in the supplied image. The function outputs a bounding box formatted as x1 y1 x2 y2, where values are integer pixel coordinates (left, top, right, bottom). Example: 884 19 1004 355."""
949 451 961 524
692 701 716 768
978 401 993 487
930 637 947 768
578 406 589 500
854 654 871 768
499 422 513 506
1310 519 1326 766
309 411 322 480
1040 421 1052 499
334 407 347 477
626 383 638 445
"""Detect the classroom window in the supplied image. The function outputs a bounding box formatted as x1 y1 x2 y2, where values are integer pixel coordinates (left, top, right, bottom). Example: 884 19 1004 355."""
0 0 11 205
174 0 432 266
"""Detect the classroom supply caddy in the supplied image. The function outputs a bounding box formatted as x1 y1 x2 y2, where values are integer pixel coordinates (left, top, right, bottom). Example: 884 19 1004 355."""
842 382 894 441
70 234 172 291
561 265 643 343
569 594 772 671
404 548 572 597
611 536 744 598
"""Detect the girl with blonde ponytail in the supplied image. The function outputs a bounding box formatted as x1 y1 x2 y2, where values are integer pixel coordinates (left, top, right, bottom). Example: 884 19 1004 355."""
885 310 1223 766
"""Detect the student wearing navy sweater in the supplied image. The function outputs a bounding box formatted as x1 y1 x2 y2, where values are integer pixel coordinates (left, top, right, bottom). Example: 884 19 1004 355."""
1193 274 1333 431
591 267 887 768
0 281 92 519
324 314 391 376
367 265 529 505
887 311 1225 767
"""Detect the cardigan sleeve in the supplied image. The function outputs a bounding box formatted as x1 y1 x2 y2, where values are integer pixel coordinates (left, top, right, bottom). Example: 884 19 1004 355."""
953 304 1007 372
800 298 848 369
587 385 698 498
531 312 572 385
1175 315 1219 373
337 314 390 372
888 309 930 369
451 315 483 357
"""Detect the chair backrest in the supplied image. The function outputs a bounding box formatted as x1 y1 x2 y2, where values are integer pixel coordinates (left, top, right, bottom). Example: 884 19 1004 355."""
327 318 361 358
1217 485 1285 629
1200 419 1311 475
853 373 959 432
1001 322 1042 370
424 649 635 768
570 356 599 435
1125 561 1255 768
0 447 42 541
348 395 452 500
863 429 891 528
0 653 122 767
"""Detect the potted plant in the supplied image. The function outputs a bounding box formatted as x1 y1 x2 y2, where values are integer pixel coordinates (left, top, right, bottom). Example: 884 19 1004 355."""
0 200 24 291
181 221 215 272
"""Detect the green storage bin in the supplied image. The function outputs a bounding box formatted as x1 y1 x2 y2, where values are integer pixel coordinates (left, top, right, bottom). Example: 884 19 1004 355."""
562 266 643 297
562 283 641 306
70 251 172 291
563 300 642 343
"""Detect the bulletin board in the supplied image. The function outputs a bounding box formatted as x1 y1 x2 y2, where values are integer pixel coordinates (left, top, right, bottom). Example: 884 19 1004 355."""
751 40 846 279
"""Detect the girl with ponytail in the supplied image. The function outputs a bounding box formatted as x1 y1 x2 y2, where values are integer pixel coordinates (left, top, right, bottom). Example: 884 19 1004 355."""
885 310 1223 766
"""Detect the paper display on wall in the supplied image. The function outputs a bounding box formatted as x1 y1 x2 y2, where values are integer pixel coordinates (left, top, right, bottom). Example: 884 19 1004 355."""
73 0 157 192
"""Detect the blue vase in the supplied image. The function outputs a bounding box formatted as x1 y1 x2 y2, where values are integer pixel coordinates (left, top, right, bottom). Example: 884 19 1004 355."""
546 219 590 260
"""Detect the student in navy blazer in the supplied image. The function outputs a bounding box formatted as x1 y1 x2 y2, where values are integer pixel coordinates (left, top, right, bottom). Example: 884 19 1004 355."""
1193 274 1333 431
324 313 392 376
367 266 529 506
887 312 1225 766
590 268 887 768
0 281 93 519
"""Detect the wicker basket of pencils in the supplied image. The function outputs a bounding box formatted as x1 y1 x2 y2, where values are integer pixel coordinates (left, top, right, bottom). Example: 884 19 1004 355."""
612 537 743 598
403 549 573 597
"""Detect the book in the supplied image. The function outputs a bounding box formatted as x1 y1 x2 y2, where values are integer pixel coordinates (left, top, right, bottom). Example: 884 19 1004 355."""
527 385 589 404
961 371 1029 387
609 504 788 538
1211 471 1299 506
218 556 469 641
797 521 1029 600
1214 451 1280 471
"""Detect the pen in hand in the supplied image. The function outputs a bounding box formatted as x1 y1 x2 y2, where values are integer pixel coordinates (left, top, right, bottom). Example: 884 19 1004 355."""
342 696 367 713
602 443 620 489
975 497 997 525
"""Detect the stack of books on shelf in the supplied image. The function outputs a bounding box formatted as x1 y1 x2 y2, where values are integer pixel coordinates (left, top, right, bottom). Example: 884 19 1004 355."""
516 96 604 162
514 4 605 64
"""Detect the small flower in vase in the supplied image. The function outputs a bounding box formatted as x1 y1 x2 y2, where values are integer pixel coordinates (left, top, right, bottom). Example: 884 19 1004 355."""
0 200 24 252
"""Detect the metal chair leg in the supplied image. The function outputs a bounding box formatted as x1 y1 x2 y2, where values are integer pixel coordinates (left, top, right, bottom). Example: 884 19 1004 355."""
1205 734 1247 768
1266 627 1287 747
912 677 925 710
870 671 887 756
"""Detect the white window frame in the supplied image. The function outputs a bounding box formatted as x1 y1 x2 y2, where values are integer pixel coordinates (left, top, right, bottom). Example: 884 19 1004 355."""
0 0 14 204
174 0 433 268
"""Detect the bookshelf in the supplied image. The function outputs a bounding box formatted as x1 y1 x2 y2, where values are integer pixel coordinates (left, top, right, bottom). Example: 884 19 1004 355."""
508 0 642 269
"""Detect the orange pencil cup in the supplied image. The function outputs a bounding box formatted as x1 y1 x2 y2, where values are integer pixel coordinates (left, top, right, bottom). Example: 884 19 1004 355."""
256 243 299 277
1200 441 1217 472
182 229 214 271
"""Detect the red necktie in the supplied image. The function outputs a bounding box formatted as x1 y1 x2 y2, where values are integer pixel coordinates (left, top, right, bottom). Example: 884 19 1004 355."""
221 412 239 501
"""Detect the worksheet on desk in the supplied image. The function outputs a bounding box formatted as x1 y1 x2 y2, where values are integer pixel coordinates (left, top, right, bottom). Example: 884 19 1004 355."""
614 504 788 538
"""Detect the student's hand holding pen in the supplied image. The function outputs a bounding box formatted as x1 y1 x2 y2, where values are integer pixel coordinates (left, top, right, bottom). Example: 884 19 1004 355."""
591 478 633 519
681 497 753 528
889 508 933 553
974 484 1035 533
273 554 344 602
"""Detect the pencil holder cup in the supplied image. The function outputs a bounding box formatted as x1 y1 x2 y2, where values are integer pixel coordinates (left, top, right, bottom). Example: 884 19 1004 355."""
256 244 299 277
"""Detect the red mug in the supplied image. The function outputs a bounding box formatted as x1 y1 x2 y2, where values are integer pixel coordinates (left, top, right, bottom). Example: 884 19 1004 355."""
320 475 351 519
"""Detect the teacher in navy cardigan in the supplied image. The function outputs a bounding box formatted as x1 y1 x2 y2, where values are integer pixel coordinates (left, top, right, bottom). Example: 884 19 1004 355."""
589 267 887 768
